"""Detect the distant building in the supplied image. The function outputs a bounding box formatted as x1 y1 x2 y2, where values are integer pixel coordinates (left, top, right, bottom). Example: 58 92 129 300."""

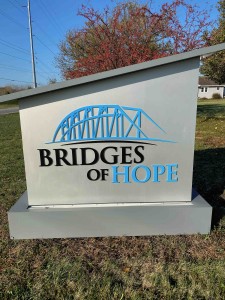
198 77 224 99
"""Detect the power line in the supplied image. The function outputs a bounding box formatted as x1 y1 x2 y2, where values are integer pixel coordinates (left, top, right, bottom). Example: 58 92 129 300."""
0 64 34 72
0 77 33 84
8 0 26 14
0 40 30 55
0 38 30 54
33 20 59 48
34 64 59 77
13 0 24 6
0 51 31 62
35 62 58 77
39 0 64 34
0 65 31 72
0 65 53 81
36 72 49 81
0 2 60 85
0 64 56 75
0 65 45 78
34 35 56 56
34 56 58 75
0 8 26 29
35 2 58 35
0 63 26 68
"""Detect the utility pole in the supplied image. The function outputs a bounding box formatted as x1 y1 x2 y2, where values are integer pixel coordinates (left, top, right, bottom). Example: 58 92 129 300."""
27 0 37 88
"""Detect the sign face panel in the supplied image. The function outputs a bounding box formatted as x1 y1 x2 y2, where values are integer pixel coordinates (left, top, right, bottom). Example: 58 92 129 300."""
19 58 199 206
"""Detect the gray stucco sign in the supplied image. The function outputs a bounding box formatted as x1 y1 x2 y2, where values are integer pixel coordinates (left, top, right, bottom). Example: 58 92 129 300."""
2 43 225 239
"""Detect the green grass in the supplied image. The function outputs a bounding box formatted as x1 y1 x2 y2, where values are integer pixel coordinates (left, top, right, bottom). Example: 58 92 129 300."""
194 100 225 211
0 100 225 299
0 99 18 109
197 99 225 119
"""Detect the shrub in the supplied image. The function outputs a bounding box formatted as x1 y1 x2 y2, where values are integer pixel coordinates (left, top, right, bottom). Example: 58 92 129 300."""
198 97 208 100
0 85 31 96
212 93 222 99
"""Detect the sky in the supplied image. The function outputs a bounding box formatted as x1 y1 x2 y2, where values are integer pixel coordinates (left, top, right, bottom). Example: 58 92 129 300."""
0 0 221 88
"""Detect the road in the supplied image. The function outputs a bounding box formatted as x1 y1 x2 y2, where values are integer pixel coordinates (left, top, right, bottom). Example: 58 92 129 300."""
0 107 19 115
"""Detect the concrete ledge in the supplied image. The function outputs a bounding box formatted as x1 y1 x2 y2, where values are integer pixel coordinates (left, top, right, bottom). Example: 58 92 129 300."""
8 190 212 239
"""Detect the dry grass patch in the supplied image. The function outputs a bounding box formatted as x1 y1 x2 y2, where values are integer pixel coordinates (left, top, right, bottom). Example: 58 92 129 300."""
0 101 225 299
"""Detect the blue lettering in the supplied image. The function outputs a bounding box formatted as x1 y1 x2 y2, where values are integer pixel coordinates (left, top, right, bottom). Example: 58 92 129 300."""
131 165 151 183
152 164 166 182
166 163 178 182
112 166 130 183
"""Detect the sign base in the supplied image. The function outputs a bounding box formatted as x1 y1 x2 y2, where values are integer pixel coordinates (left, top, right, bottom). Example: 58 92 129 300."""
8 190 212 239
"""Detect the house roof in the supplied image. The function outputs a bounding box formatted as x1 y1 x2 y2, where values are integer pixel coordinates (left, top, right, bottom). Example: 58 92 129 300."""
198 77 219 86
198 77 225 86
1 42 225 103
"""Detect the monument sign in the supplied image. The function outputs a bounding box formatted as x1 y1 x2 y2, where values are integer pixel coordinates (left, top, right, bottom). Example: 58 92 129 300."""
1 44 224 239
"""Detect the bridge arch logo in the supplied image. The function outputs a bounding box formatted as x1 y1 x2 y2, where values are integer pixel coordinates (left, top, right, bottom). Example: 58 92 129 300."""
50 104 175 144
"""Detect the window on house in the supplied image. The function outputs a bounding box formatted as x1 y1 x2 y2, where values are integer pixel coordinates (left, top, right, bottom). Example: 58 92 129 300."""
201 88 204 92
217 87 220 90
205 88 208 92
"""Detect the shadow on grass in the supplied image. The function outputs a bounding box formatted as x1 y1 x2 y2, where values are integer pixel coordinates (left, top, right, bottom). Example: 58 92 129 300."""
197 104 225 119
193 147 225 229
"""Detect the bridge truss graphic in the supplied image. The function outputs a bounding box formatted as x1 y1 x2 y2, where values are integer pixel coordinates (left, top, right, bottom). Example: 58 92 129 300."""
51 105 175 144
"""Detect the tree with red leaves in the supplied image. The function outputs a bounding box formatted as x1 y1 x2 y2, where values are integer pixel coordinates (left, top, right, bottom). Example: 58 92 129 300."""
57 1 211 79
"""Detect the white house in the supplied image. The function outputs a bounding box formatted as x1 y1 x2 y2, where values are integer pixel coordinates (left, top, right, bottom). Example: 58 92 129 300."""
198 77 225 99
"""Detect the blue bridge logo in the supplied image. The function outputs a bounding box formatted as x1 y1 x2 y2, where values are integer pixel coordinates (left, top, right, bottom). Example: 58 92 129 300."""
51 105 175 144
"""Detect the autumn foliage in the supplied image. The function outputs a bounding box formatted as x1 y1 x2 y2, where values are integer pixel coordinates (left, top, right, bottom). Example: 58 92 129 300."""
57 0 211 79
200 0 225 84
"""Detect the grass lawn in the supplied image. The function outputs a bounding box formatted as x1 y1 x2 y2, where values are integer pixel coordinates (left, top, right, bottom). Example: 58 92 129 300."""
0 99 18 109
0 100 225 299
